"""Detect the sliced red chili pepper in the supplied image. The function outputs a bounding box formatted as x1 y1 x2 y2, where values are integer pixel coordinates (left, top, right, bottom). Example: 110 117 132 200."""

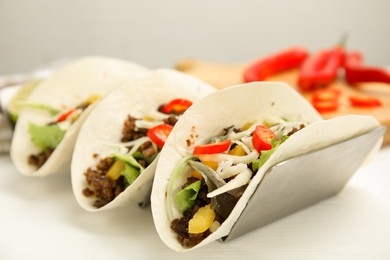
160 99 193 115
348 95 382 108
56 108 77 123
344 51 390 85
311 88 341 102
298 45 345 91
147 124 173 149
193 140 231 155
243 46 309 83
312 100 339 113
252 125 278 153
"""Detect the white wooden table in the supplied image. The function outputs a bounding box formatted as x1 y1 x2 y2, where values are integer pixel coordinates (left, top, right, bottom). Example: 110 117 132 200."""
1 147 390 259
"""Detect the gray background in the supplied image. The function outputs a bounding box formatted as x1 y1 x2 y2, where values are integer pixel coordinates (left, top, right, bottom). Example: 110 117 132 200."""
0 0 389 74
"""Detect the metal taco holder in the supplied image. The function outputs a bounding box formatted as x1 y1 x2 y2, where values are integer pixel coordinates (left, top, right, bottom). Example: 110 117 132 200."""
222 126 386 242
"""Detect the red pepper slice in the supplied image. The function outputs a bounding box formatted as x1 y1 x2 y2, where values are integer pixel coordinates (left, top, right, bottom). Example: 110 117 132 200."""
147 124 173 149
344 52 390 85
160 99 193 115
252 125 278 153
243 46 309 83
56 108 77 123
298 46 345 91
348 95 382 108
193 140 231 155
312 100 339 113
311 88 341 103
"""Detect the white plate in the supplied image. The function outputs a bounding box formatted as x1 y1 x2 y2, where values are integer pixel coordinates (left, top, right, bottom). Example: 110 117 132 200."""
1 147 390 259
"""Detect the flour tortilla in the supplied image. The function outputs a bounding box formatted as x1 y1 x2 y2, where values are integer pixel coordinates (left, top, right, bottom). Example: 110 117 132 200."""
10 57 149 177
71 69 216 211
151 81 381 252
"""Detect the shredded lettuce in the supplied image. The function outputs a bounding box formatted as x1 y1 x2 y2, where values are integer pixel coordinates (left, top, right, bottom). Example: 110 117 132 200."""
166 155 193 220
175 180 201 213
28 122 66 150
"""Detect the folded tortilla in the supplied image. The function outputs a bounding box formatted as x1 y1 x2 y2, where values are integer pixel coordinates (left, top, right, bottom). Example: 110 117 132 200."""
10 57 149 177
71 69 216 211
151 81 381 252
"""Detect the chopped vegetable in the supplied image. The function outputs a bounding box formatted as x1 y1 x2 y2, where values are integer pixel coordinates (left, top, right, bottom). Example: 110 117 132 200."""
311 88 341 103
252 125 278 153
121 163 141 186
106 160 125 180
28 122 66 150
349 95 382 108
252 138 283 172
56 108 77 123
193 140 231 155
160 98 193 114
147 124 173 148
188 204 216 234
228 144 247 156
312 100 339 113
175 180 202 213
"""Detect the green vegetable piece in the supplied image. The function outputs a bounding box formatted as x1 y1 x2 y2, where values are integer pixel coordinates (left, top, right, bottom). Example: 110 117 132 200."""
112 153 144 171
252 136 288 172
175 180 202 213
121 163 141 186
28 122 66 150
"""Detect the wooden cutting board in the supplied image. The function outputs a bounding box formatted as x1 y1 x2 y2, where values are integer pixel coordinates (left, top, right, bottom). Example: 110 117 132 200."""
176 59 390 145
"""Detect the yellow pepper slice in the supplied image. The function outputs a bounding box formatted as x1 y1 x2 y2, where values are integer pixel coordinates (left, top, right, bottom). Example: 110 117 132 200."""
188 204 216 234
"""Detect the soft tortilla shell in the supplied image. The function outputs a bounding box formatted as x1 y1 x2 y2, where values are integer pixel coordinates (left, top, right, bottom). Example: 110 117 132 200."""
11 57 148 177
151 81 380 252
71 69 215 211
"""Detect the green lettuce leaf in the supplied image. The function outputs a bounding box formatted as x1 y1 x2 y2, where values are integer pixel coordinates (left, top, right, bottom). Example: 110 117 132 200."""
121 163 140 186
175 180 201 213
112 153 144 186
252 136 289 172
28 122 66 150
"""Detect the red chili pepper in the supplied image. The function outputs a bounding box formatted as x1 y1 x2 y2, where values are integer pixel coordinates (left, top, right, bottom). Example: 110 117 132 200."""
252 125 278 153
311 88 341 103
193 140 231 155
147 124 173 149
310 88 341 113
160 98 193 115
56 108 77 123
298 45 345 91
348 95 382 108
344 52 390 85
243 46 309 83
312 100 339 113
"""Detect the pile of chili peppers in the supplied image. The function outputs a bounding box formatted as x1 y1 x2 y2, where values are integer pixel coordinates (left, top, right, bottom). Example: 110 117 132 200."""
243 42 388 113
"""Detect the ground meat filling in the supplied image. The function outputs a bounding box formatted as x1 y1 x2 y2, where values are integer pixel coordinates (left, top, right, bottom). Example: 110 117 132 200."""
82 157 128 208
170 177 225 248
82 113 178 208
27 102 94 169
28 148 54 169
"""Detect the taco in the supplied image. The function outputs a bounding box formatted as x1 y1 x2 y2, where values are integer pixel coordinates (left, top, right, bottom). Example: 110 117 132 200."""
151 82 381 251
10 57 148 177
71 69 215 211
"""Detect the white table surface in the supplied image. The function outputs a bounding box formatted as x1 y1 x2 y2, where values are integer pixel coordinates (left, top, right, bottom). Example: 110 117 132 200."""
1 146 390 260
